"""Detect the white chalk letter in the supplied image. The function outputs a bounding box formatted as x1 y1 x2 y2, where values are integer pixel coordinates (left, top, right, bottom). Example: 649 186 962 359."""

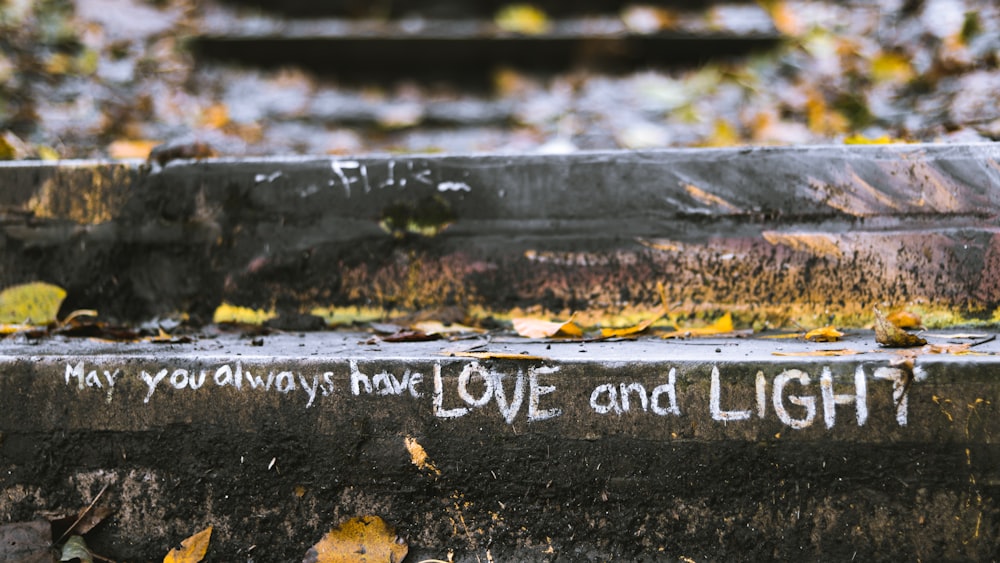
433 363 468 418
820 366 868 428
710 365 752 421
773 369 816 429
651 368 680 416
874 367 909 426
528 366 561 421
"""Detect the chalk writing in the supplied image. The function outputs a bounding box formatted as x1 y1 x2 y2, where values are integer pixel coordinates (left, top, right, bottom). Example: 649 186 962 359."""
589 368 679 416
62 361 912 430
328 159 438 197
703 365 893 429
432 363 561 423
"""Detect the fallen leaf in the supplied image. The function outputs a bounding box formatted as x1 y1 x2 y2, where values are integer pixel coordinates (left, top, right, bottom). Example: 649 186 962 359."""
874 307 926 347
163 526 212 563
412 321 485 336
108 139 159 160
0 282 66 324
495 4 550 35
601 308 667 338
404 436 440 475
199 104 230 129
870 51 915 84
303 516 408 563
661 312 734 339
46 505 113 537
923 342 973 355
804 325 844 342
0 521 54 563
59 535 93 563
450 351 550 360
148 141 218 166
381 330 440 343
512 315 583 338
887 310 923 329
772 349 864 357
760 332 805 339
843 133 907 145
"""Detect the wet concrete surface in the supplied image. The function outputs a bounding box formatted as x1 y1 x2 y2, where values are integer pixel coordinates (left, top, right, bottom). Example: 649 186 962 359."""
1 332 998 560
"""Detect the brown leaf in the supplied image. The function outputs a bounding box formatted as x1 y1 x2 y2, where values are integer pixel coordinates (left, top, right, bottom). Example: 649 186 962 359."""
450 351 550 361
303 516 408 563
0 521 54 563
381 330 440 343
874 308 926 347
46 506 113 537
163 526 212 563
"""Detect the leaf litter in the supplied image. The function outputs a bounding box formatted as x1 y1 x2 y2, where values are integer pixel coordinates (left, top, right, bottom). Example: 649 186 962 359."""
304 516 407 563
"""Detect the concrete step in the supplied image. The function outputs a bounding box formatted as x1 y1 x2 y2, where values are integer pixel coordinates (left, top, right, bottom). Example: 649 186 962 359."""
1 143 998 325
194 2 781 82
1 332 998 560
2 143 1000 560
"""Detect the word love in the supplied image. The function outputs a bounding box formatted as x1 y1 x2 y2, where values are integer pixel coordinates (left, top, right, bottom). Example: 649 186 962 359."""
348 360 561 423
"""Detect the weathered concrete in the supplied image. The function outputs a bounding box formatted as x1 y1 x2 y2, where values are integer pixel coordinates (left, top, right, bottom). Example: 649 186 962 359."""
2 144 1000 326
1 333 997 560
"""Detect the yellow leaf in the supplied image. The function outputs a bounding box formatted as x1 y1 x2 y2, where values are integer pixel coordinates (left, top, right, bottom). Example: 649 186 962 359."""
495 4 550 35
404 436 440 475
163 526 212 563
0 282 66 324
601 308 665 338
804 325 843 342
843 133 907 145
108 139 159 160
199 104 230 129
887 310 922 329
873 307 926 348
661 312 734 339
870 52 914 83
450 351 551 361
772 349 864 357
512 315 583 338
761 332 805 339
212 302 276 324
304 516 408 563
758 0 801 35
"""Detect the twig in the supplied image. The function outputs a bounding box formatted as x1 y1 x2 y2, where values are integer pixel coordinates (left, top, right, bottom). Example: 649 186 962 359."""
55 482 110 545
